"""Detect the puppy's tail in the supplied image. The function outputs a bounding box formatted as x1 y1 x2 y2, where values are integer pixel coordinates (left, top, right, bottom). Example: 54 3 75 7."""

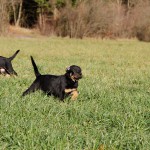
30 56 41 77
9 50 20 61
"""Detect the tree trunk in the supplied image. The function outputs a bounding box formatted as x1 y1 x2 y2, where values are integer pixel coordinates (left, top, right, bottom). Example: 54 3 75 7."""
11 0 23 27
11 0 17 24
16 0 23 27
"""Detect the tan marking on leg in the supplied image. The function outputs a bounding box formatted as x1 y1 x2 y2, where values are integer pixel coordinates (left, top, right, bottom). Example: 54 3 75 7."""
65 88 76 93
71 90 78 100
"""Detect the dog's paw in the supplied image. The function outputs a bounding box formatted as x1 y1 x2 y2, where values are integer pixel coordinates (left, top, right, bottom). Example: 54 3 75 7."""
71 90 78 100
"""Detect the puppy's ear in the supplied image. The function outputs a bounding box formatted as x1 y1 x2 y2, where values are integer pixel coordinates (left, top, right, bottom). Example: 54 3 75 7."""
66 66 70 72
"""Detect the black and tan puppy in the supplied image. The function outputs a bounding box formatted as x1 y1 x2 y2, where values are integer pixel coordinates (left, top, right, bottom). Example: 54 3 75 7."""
22 56 82 101
0 50 20 76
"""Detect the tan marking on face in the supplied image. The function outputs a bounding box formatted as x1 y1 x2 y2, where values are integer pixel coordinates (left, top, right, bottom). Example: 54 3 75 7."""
71 90 78 100
71 75 76 82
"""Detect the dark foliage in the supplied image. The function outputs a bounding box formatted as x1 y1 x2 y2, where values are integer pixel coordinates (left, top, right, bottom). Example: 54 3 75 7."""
22 0 38 28
136 26 150 42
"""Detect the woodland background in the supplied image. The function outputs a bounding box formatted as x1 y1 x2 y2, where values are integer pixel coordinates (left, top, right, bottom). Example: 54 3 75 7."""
0 0 150 41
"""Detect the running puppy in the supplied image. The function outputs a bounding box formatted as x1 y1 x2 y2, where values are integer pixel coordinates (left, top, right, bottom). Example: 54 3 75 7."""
22 56 82 101
0 50 20 76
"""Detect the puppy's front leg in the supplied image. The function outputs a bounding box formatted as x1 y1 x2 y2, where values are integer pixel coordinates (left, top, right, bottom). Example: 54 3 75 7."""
71 90 79 100
65 89 79 100
65 88 76 93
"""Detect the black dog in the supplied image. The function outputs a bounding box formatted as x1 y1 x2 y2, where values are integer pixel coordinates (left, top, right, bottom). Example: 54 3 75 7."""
22 56 82 101
0 50 20 76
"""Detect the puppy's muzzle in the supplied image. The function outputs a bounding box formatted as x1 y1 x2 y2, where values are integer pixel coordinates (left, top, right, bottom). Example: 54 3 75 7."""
71 75 82 81
74 73 82 80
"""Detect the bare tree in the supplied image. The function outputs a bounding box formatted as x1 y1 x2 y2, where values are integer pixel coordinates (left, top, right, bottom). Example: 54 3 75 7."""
10 0 23 27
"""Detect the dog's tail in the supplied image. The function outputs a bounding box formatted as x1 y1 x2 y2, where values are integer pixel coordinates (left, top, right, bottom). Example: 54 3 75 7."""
31 56 41 77
9 50 20 61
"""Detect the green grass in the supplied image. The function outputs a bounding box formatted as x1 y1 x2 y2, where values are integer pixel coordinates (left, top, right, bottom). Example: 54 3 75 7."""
0 37 150 150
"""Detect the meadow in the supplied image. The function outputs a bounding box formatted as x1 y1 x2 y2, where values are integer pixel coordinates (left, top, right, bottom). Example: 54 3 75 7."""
0 37 149 150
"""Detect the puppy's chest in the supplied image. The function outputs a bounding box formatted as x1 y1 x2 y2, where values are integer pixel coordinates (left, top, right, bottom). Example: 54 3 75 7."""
65 81 78 89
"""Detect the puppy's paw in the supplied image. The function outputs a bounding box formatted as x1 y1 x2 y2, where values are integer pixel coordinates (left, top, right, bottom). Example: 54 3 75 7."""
71 90 78 100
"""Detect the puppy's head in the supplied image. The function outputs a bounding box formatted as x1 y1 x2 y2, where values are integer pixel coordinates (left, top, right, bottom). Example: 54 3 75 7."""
66 65 82 82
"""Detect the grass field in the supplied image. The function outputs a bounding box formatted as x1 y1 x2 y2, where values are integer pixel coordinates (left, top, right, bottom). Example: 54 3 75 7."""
0 37 149 150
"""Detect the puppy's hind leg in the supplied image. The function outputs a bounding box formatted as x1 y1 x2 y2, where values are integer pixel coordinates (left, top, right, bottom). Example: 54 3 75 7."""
5 62 17 76
58 91 65 101
22 81 39 96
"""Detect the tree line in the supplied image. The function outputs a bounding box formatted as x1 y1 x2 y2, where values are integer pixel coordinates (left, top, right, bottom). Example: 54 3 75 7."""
0 0 150 41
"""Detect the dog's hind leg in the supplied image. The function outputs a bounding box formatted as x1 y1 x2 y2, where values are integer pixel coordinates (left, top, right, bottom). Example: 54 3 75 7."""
5 62 17 76
22 81 40 96
0 67 10 76
58 91 65 101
